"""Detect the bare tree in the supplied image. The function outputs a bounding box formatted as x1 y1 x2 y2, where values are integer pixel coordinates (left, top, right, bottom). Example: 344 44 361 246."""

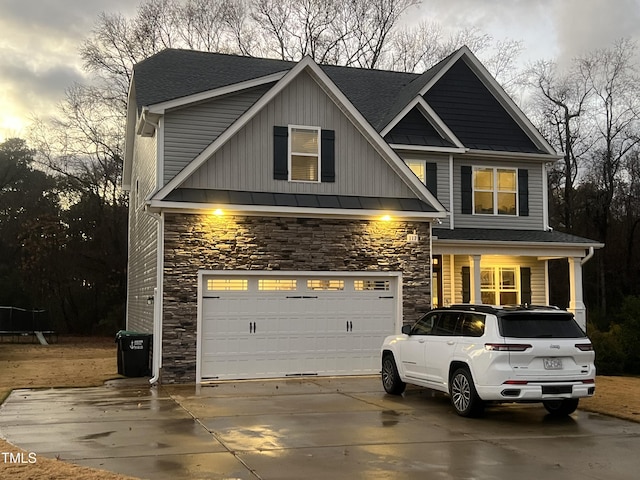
526 59 593 230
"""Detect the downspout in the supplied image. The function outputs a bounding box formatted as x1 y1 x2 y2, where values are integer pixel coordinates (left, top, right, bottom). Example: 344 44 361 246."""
581 246 595 266
145 208 164 385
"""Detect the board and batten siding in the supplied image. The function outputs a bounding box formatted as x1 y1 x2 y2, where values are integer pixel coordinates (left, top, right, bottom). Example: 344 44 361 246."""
126 134 158 334
180 71 416 198
453 159 545 230
447 255 547 306
163 84 272 186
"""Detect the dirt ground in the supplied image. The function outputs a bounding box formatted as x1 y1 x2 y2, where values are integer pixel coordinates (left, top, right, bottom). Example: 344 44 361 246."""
1 339 639 480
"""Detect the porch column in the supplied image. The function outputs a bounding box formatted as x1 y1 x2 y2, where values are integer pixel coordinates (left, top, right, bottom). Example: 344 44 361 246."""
470 255 482 304
568 257 587 330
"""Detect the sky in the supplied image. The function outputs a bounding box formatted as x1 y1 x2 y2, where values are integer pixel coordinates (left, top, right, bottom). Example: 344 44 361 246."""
1 0 640 143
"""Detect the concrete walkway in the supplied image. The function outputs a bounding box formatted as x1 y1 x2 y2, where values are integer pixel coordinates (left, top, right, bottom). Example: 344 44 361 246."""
1 377 640 479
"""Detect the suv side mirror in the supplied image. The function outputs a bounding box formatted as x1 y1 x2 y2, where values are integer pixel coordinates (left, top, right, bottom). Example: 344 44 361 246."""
401 324 412 335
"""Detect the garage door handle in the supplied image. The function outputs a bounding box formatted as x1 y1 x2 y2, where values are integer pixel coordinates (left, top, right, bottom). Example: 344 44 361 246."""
249 322 257 333
346 321 353 332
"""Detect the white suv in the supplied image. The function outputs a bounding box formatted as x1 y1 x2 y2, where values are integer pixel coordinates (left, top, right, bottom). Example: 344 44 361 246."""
381 305 596 417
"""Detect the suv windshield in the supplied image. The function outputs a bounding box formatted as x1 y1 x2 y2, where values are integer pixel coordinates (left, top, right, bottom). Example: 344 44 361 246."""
498 312 586 338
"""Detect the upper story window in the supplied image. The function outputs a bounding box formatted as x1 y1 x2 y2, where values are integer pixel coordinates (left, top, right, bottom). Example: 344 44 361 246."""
290 126 320 182
473 167 517 215
273 125 335 183
405 159 437 196
406 159 426 183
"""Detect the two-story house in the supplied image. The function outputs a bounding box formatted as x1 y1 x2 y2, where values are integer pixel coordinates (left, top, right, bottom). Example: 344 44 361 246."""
123 46 602 384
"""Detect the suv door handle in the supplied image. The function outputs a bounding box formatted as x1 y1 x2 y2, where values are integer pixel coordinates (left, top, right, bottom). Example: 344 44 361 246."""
447 340 455 345
418 339 425 343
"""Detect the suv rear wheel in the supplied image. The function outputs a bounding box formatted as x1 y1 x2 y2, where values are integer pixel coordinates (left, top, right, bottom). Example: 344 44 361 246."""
382 354 406 395
543 398 579 416
450 368 484 417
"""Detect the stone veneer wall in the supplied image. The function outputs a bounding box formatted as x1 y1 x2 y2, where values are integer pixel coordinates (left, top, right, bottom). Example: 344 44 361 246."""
161 213 432 383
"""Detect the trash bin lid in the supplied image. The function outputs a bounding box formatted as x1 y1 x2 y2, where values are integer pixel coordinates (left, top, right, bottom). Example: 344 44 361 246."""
115 330 151 340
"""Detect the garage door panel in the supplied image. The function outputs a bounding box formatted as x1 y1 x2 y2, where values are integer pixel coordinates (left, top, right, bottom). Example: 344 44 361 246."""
200 274 399 380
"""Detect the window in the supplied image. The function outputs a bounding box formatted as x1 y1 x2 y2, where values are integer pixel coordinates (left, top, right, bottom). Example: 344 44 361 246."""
481 267 518 305
258 279 297 291
473 167 517 215
207 279 248 291
460 313 485 337
290 126 320 182
307 280 345 291
354 280 390 291
411 313 436 335
405 160 426 183
432 312 461 336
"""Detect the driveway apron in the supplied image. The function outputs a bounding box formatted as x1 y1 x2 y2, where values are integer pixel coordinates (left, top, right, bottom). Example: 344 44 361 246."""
1 377 640 479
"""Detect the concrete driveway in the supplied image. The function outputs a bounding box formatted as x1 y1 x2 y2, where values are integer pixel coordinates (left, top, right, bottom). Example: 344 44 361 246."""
1 376 639 480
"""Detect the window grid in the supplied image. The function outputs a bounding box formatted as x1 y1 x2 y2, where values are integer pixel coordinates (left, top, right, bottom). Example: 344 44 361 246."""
207 279 248 291
354 280 390 291
307 280 345 291
480 267 519 306
473 167 517 216
290 126 320 182
258 279 297 291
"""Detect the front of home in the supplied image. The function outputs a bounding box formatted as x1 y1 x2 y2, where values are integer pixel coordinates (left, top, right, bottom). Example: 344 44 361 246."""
123 47 602 384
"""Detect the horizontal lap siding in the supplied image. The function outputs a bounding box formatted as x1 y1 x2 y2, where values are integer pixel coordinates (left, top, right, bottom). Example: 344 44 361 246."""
127 135 158 334
181 72 416 198
398 153 451 228
163 85 271 185
453 159 544 230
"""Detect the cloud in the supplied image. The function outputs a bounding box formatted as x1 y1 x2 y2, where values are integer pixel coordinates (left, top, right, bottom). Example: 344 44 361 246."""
552 0 640 64
0 0 137 140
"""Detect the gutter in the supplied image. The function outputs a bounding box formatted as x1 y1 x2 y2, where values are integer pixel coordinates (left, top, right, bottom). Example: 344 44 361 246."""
581 246 595 265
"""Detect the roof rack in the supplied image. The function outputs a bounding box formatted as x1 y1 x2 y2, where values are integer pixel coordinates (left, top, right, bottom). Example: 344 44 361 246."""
446 304 562 313
448 304 501 314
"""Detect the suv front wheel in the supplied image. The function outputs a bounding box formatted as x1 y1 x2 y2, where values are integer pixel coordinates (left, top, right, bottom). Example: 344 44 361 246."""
382 354 406 395
450 367 484 417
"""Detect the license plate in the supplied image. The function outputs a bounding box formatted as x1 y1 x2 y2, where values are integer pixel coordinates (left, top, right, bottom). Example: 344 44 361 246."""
543 358 563 370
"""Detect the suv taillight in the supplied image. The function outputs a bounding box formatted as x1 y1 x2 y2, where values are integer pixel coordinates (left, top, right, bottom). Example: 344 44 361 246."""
575 343 593 351
485 343 532 352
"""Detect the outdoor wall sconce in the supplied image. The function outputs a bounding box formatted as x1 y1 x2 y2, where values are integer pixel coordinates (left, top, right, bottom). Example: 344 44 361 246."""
147 296 154 305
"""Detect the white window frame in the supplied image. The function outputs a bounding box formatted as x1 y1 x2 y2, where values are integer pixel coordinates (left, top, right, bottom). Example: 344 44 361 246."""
288 125 321 183
480 266 520 305
472 167 518 216
405 159 426 184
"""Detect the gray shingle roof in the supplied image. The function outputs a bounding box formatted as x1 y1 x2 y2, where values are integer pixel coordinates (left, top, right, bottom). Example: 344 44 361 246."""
432 228 601 245
133 48 548 154
166 188 438 213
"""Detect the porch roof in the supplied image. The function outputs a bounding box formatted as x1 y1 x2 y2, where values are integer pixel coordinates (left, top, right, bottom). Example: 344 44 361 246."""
432 228 600 245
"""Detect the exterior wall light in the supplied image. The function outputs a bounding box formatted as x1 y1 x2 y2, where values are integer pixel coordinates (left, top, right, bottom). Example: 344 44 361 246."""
213 209 224 216
380 215 392 221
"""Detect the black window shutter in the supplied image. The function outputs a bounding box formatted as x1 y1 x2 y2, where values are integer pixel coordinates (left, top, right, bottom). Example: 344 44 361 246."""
520 267 532 305
462 266 471 303
461 166 472 214
273 126 288 180
518 169 529 216
426 162 437 196
320 129 335 182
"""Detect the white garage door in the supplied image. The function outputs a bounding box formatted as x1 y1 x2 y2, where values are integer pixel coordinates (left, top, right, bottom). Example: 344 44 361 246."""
198 273 400 381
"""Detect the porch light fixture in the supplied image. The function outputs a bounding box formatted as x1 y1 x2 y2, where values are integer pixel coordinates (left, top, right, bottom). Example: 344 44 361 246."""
380 215 392 221
213 208 224 216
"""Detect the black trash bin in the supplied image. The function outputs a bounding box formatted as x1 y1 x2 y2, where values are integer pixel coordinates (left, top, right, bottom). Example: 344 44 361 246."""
115 330 152 377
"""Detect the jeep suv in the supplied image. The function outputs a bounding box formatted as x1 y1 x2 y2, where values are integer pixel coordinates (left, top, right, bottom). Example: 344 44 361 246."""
381 305 596 417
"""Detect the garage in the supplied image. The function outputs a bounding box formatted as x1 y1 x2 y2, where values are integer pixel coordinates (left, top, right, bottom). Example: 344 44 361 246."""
197 271 401 381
